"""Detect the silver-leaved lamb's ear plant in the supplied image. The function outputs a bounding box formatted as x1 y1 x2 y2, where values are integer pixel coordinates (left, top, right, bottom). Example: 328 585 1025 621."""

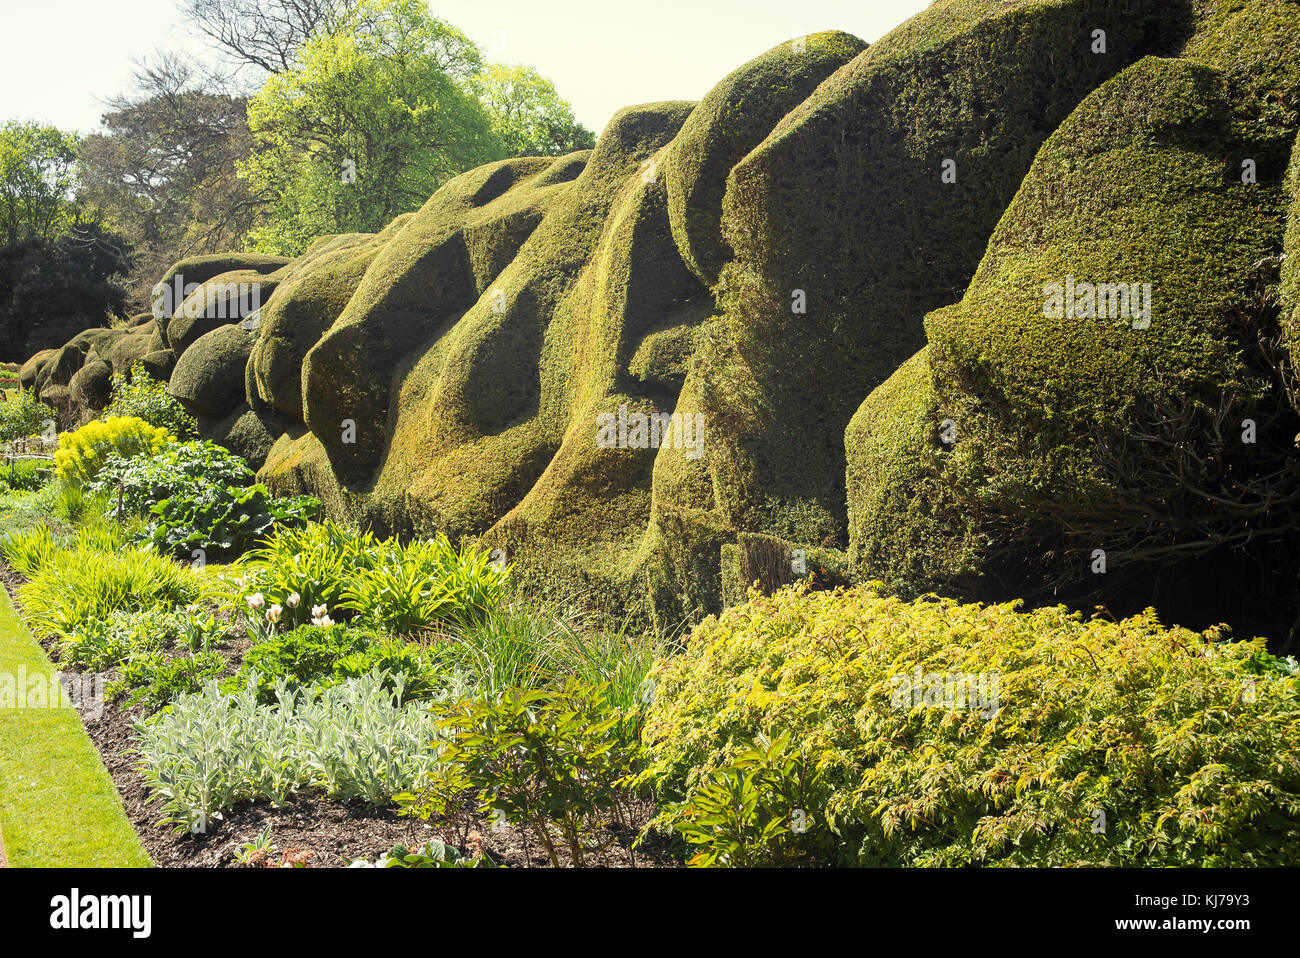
131 669 461 835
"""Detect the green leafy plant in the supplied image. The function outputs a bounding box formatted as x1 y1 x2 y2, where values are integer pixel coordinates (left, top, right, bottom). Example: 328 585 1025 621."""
105 363 198 439
142 483 318 559
86 437 315 560
73 514 128 554
669 731 824 868
92 439 252 516
227 624 450 705
443 602 656 723
133 670 457 833
234 524 506 635
0 458 51 492
348 839 496 868
445 604 560 699
403 680 640 867
110 650 228 711
232 520 381 630
340 535 507 634
53 606 224 672
0 480 61 538
234 825 276 866
0 387 55 443
19 544 204 639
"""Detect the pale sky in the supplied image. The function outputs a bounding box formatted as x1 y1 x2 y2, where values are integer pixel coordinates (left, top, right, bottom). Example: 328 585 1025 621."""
0 0 930 136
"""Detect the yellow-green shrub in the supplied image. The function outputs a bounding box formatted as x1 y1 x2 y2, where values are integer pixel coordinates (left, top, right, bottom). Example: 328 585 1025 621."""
639 584 1300 866
54 416 171 486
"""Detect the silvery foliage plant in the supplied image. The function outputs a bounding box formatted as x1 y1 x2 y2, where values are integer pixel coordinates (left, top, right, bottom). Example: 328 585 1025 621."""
132 668 462 834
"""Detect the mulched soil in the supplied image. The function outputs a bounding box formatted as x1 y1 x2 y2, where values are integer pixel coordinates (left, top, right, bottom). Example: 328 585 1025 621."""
1 565 677 868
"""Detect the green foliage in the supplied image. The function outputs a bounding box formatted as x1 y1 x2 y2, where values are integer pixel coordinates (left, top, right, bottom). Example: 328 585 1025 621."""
92 439 252 516
0 120 79 245
0 224 131 356
0 458 52 493
240 0 503 255
441 601 658 715
52 484 111 525
445 605 557 700
0 522 58 577
18 544 204 639
53 416 171 487
71 513 128 554
229 624 449 705
105 363 197 439
473 64 594 157
233 522 507 634
349 839 496 868
639 583 1300 866
401 680 640 867
669 731 824 868
340 534 508 633
0 482 62 539
235 519 384 629
110 651 228 712
85 435 314 559
133 670 457 832
0 387 55 443
848 32 1300 631
52 605 223 672
77 73 264 312
142 483 318 559
662 31 865 285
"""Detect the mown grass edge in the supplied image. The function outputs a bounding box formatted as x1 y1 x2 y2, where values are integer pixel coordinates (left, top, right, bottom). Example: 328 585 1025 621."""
0 586 151 867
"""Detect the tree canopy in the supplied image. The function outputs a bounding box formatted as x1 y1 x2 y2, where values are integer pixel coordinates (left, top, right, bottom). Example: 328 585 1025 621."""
475 64 595 157
240 0 503 254
0 121 80 246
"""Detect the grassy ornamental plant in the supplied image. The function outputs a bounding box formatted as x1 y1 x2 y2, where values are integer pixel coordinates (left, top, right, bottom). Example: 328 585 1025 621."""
17 542 205 638
639 583 1300 867
233 521 509 635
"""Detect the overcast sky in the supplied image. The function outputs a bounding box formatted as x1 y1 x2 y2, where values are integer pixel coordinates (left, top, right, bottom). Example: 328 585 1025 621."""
0 0 931 136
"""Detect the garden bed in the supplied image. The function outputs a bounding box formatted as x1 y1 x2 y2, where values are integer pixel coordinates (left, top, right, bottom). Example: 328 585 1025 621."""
0 564 672 868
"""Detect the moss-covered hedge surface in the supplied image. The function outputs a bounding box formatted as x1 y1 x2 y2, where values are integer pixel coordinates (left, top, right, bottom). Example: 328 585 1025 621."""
22 0 1300 647
847 1 1300 643
640 584 1300 866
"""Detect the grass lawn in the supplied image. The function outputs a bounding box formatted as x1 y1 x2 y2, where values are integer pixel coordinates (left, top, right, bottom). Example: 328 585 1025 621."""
0 585 151 867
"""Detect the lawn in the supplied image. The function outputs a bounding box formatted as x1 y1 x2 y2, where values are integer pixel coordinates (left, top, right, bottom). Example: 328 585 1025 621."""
0 584 151 867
